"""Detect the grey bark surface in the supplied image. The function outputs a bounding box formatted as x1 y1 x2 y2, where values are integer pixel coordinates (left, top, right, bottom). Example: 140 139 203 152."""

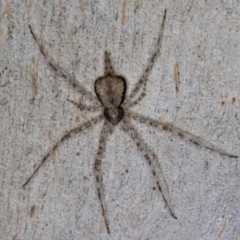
0 1 240 239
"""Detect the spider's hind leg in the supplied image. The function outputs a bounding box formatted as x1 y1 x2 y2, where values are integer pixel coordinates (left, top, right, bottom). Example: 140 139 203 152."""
29 25 99 104
67 98 102 112
124 9 167 108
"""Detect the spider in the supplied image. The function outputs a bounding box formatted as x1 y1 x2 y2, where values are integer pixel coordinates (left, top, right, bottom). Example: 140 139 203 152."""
23 9 238 234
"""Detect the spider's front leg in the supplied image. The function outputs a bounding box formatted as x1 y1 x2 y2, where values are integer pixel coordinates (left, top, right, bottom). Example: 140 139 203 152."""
127 111 238 158
23 115 103 187
121 118 177 219
94 120 113 234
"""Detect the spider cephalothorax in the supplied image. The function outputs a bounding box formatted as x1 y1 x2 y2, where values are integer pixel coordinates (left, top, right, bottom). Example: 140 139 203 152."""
24 9 238 235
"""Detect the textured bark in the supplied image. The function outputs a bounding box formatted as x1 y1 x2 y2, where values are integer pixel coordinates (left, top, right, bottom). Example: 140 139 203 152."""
0 1 240 239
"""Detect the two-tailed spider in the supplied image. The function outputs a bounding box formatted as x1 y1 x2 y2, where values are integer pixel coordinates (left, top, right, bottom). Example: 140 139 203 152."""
23 9 238 234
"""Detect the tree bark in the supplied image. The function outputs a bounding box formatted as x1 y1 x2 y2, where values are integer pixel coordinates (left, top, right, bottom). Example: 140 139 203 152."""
1 1 239 239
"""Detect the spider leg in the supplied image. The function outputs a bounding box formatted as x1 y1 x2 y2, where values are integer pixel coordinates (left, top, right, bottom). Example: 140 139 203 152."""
122 118 177 219
23 115 103 187
124 9 167 108
29 25 99 104
127 111 238 158
94 120 112 234
104 51 115 75
67 98 102 112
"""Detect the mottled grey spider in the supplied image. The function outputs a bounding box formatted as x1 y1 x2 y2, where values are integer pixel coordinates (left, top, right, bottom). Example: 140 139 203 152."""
23 9 238 234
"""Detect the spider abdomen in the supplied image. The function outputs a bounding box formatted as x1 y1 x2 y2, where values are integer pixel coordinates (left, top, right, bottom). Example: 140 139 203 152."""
95 75 126 108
